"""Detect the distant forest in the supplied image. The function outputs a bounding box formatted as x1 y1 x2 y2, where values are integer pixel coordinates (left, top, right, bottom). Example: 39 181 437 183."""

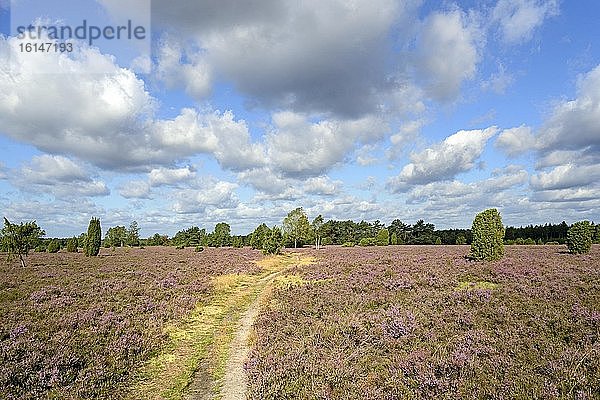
27 218 599 251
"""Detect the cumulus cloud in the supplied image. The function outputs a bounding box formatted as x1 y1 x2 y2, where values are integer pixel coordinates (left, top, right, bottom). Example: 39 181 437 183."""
148 166 195 186
492 0 559 44
388 127 498 191
417 9 482 101
119 180 151 199
530 164 600 191
172 180 239 214
15 155 109 198
266 111 388 178
495 125 536 156
536 65 600 155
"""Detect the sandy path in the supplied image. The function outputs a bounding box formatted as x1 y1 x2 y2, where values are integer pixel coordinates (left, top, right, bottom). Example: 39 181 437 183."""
219 271 281 400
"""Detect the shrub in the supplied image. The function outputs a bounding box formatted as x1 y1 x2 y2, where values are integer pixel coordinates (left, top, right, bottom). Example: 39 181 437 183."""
505 240 515 245
456 235 467 245
195 246 204 252
546 241 559 245
66 236 78 253
376 229 389 246
435 237 442 245
469 208 505 261
567 221 592 254
524 238 536 245
515 238 525 245
390 233 398 245
537 238 544 245
175 245 185 250
359 237 376 247
47 239 61 253
263 227 284 255
321 237 333 246
341 242 355 247
84 217 101 257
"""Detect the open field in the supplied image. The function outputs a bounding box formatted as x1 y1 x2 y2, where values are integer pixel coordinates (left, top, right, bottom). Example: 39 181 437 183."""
1 245 599 399
248 245 600 399
0 247 263 399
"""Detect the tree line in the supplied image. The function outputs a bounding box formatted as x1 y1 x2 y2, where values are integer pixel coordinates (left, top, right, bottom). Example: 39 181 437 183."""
2 208 599 266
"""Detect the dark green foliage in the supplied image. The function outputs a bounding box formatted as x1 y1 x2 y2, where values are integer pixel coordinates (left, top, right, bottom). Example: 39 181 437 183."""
263 227 284 255
341 242 355 247
66 236 78 252
194 246 204 252
435 237 442 245
47 239 61 253
172 226 205 247
250 223 271 250
105 226 127 248
232 236 244 248
127 221 140 246
1 218 45 267
524 238 536 245
211 222 232 247
469 209 505 261
390 233 398 245
176 245 185 250
536 238 544 245
375 229 389 246
567 221 592 254
359 237 375 247
456 235 467 245
84 217 101 257
321 237 332 245
147 233 169 246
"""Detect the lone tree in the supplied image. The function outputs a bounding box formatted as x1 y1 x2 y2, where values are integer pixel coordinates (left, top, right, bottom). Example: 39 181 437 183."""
1 218 45 267
469 209 505 261
85 217 102 257
312 215 325 250
567 221 592 254
283 207 310 248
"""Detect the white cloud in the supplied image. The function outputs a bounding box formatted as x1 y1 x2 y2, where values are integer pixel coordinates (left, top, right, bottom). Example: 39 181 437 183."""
536 65 600 155
304 176 341 196
119 180 151 199
267 111 388 177
15 155 109 198
173 180 239 214
530 164 600 191
417 9 482 101
495 125 535 157
149 166 195 186
492 0 559 44
389 127 498 191
481 63 514 94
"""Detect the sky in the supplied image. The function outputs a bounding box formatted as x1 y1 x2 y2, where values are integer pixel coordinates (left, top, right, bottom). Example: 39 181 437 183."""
0 0 599 237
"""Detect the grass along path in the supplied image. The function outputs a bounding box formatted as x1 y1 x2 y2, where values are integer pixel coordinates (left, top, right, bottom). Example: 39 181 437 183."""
127 252 314 400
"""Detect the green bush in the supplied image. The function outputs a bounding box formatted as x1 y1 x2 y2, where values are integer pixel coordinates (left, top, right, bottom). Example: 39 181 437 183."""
435 237 442 245
455 235 467 245
390 233 398 245
341 242 355 247
195 246 204 252
321 237 333 246
85 217 101 257
175 245 185 250
359 237 375 247
376 229 389 246
515 238 525 245
469 208 505 261
524 238 536 245
567 221 592 254
66 236 78 253
546 241 559 245
537 238 544 245
505 240 515 245
47 239 61 253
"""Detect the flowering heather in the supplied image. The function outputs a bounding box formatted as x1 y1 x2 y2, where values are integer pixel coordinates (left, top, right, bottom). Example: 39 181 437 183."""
0 246 262 399
247 245 600 399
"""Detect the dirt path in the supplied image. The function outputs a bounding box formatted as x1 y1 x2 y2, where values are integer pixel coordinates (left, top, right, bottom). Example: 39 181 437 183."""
219 271 281 399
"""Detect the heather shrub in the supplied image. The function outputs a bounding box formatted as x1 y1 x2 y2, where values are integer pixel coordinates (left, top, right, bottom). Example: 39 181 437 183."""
47 239 60 253
66 236 78 252
469 208 504 261
84 217 101 257
567 221 592 254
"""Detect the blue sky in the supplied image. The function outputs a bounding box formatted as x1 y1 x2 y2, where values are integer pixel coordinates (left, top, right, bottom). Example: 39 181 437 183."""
0 0 599 237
